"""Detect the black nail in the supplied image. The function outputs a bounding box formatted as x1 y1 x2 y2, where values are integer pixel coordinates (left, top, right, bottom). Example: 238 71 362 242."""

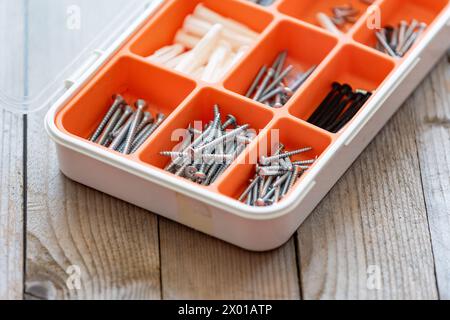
329 92 372 133
317 92 356 129
312 84 352 126
307 82 342 124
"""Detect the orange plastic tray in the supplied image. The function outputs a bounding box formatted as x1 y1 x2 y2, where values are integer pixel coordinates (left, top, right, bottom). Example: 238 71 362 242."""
54 0 450 206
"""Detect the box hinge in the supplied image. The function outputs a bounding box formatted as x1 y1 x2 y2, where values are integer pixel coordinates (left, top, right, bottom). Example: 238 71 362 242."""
64 50 104 89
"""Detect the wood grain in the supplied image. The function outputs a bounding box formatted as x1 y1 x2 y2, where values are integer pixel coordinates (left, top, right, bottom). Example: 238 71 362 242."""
411 57 450 299
159 218 300 300
297 72 440 300
0 0 25 300
25 0 161 300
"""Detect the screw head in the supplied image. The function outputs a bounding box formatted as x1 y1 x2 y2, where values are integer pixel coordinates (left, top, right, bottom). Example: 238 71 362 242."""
112 94 125 104
135 99 148 111
340 84 353 94
185 166 197 179
194 171 207 181
226 114 237 125
155 113 166 123
256 198 267 207
331 82 342 91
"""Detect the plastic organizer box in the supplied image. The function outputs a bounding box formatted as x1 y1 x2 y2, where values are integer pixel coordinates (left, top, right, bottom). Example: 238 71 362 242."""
45 0 450 251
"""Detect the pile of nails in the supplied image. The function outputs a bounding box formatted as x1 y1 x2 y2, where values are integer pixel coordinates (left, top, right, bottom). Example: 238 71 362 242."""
375 20 427 58
246 50 316 108
316 0 375 35
307 82 372 133
246 0 275 6
161 105 255 186
147 4 258 83
89 95 166 155
240 144 315 207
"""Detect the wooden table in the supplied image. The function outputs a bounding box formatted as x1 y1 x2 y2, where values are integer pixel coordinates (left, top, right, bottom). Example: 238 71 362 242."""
1 1 449 300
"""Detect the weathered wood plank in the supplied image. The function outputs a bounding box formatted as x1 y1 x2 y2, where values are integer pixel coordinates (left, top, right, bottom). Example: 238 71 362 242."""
25 0 161 299
297 67 441 300
411 56 450 299
0 0 25 300
159 219 300 300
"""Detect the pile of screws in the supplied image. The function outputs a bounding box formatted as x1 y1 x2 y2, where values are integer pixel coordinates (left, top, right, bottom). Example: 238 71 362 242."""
160 105 255 186
89 95 166 154
246 0 275 6
246 50 316 108
147 4 258 83
316 1 375 35
240 144 316 207
374 20 427 58
307 82 372 133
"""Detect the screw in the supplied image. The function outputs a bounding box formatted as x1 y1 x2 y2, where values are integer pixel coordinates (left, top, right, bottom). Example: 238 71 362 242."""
97 107 123 146
221 114 237 130
403 19 419 46
256 187 276 207
111 105 133 138
375 31 398 57
130 113 165 154
160 151 189 158
124 99 147 154
284 165 301 196
397 22 426 57
109 116 133 151
272 172 291 188
274 50 287 78
280 171 294 198
292 158 317 166
260 147 313 165
193 124 250 154
289 65 317 92
246 65 267 98
90 94 125 142
136 112 154 134
259 65 293 100
253 68 275 101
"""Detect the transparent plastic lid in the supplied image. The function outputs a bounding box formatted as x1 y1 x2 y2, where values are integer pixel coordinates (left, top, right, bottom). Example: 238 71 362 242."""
0 0 162 114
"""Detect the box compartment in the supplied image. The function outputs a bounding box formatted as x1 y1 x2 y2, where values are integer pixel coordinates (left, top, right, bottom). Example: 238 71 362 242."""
56 55 197 151
223 19 338 106
288 44 396 127
278 0 374 33
218 117 333 201
129 0 274 78
353 0 449 55
138 87 274 179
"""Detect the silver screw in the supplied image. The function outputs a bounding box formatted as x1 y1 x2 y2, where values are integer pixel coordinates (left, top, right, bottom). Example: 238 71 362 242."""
90 94 125 142
259 65 293 99
238 176 261 202
193 124 250 154
396 20 408 52
97 107 123 146
130 113 165 154
260 147 313 165
397 22 426 57
253 68 275 101
221 114 237 130
109 116 133 151
111 105 133 138
136 112 154 134
375 31 398 57
246 65 267 98
124 99 147 154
